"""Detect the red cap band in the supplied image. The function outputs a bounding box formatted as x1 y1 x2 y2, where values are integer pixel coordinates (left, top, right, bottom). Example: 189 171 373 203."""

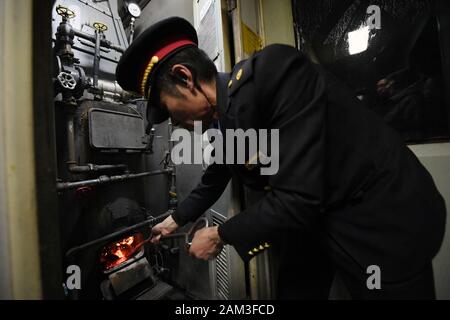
153 39 196 61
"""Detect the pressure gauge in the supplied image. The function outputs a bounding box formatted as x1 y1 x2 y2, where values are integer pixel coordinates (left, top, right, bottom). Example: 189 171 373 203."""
127 3 141 18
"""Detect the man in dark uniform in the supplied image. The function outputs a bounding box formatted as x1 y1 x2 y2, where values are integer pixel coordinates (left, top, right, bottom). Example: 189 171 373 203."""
116 17 446 299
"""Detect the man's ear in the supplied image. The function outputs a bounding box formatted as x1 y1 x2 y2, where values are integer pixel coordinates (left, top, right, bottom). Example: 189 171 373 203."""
171 64 195 90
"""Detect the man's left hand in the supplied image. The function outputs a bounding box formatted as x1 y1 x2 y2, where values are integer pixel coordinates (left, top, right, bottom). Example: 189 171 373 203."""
189 226 224 260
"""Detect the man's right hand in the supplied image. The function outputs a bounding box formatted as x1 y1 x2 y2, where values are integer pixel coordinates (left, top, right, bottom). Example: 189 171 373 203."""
151 215 179 243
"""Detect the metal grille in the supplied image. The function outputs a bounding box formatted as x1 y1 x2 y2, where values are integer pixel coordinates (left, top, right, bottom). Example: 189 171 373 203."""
212 213 230 300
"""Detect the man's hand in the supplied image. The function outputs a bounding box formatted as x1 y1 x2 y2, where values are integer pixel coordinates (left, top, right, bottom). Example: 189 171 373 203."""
189 226 224 260
151 215 179 243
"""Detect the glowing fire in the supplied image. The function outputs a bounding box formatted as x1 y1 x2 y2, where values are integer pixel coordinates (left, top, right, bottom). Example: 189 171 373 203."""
99 233 144 271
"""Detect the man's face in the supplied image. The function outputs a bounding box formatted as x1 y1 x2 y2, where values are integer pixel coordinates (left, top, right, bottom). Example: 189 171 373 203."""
158 64 218 131
160 86 215 131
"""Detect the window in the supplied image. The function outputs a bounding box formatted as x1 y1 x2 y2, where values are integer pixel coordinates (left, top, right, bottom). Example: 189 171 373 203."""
292 0 450 143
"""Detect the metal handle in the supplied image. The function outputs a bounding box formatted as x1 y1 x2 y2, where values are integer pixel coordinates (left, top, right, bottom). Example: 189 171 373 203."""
160 217 210 248
186 217 209 247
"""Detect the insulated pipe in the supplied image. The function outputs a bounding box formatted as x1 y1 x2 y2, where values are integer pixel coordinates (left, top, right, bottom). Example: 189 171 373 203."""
87 78 136 101
56 169 172 191
95 79 124 94
65 210 173 259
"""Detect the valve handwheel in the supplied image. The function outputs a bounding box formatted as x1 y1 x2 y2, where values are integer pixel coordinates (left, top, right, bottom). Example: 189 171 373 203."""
57 72 77 90
93 22 108 32
56 5 76 19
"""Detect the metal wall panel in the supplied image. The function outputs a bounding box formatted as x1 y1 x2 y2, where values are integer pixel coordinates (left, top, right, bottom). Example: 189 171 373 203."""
52 0 128 81
410 143 450 300
0 0 42 299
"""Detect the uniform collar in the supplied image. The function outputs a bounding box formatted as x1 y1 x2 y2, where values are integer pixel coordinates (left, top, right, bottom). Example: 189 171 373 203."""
216 72 230 115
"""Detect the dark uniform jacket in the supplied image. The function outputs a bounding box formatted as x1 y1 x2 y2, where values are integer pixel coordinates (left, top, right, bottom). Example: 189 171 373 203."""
171 44 446 282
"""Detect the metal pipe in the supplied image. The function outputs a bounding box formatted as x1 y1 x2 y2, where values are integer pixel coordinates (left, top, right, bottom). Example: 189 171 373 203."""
66 109 77 168
129 17 136 44
73 29 125 53
71 43 118 63
56 169 172 191
108 43 125 54
69 163 129 173
168 119 177 209
78 39 110 53
51 38 119 64
73 29 96 43
65 210 173 259
92 30 101 88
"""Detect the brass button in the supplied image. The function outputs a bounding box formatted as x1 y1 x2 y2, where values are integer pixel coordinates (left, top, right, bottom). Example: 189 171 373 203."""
236 68 243 80
228 80 233 88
